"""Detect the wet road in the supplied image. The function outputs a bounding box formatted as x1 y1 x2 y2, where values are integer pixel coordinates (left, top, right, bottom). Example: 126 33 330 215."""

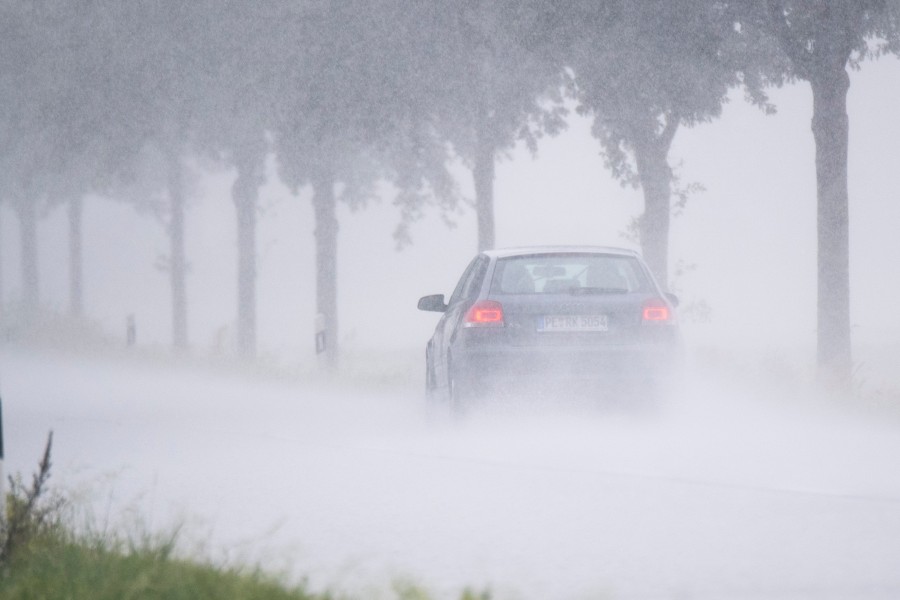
3 347 900 599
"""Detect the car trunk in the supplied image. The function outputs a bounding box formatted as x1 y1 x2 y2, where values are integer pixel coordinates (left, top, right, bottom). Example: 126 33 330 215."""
494 292 652 347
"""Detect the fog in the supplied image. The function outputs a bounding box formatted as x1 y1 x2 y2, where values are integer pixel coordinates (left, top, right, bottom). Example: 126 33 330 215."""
2 15 900 600
4 60 900 371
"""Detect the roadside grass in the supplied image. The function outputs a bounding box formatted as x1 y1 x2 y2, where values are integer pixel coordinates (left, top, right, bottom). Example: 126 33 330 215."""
690 340 900 419
7 306 900 432
0 533 329 600
7 306 898 416
0 530 492 600
0 432 326 600
1 536 493 600
0 309 424 397
0 434 490 600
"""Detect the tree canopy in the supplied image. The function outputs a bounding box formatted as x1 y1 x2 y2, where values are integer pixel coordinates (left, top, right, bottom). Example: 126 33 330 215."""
2 0 899 382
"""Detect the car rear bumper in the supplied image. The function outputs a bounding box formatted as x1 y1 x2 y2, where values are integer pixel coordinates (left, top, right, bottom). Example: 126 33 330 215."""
450 341 681 396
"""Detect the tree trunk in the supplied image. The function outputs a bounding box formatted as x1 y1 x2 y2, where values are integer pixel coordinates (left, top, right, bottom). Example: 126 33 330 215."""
473 128 496 252
233 161 260 359
167 150 188 351
68 196 83 318
633 138 673 289
18 199 38 321
312 173 338 368
810 69 851 383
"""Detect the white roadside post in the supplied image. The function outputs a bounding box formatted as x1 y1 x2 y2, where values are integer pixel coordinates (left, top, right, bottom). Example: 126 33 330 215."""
315 313 326 356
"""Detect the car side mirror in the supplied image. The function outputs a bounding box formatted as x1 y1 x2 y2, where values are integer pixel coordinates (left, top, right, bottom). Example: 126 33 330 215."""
418 294 447 312
665 292 680 308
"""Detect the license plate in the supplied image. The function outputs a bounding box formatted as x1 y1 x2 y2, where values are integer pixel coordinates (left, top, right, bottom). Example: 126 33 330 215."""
538 315 608 332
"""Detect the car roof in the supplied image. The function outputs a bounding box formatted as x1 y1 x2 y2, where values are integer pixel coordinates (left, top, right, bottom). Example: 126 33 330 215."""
482 245 642 259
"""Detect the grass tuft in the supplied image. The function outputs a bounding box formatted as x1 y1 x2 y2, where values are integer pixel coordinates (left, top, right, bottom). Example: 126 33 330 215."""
0 531 330 600
0 432 327 600
1 432 64 570
0 435 493 600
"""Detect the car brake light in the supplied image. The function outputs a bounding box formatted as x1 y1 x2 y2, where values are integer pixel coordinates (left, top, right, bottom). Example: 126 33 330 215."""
642 299 670 322
464 300 504 327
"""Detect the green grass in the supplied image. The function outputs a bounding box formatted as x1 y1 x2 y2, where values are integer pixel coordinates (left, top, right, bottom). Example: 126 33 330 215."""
0 528 494 600
0 434 489 600
0 529 328 600
0 433 331 600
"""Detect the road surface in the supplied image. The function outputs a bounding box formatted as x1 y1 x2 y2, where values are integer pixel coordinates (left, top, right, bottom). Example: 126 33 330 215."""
2 346 900 599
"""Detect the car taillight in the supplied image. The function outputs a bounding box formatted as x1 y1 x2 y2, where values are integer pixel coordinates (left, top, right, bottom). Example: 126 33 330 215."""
464 300 504 327
642 299 671 322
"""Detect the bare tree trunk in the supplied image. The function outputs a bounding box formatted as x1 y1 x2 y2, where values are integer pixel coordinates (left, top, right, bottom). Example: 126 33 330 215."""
232 158 261 359
764 0 863 387
18 199 38 321
167 150 188 351
312 173 338 368
810 69 851 383
473 127 496 253
68 196 83 318
633 132 675 289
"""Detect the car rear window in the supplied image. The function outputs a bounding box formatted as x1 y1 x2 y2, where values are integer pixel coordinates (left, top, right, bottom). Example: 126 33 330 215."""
489 254 652 295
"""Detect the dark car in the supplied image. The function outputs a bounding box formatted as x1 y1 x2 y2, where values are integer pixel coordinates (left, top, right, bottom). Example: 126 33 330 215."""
417 246 682 409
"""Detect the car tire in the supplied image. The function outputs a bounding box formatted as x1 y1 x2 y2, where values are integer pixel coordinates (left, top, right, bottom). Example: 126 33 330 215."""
425 347 438 401
447 357 472 416
424 348 447 423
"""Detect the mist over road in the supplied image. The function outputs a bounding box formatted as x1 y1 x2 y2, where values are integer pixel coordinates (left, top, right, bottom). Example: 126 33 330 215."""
3 347 900 599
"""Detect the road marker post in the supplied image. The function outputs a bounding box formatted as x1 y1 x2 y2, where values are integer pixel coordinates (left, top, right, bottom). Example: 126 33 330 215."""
315 313 326 355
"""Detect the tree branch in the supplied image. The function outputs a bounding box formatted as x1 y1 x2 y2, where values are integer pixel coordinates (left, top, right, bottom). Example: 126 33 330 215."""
658 111 680 154
835 1 878 64
765 0 815 80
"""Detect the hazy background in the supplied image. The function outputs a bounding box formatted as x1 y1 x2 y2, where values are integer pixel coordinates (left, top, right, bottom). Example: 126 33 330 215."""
2 56 899 381
3 65 900 600
3 5 900 599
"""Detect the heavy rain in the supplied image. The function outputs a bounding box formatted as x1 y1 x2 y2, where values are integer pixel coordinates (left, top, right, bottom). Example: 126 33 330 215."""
1 2 900 599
